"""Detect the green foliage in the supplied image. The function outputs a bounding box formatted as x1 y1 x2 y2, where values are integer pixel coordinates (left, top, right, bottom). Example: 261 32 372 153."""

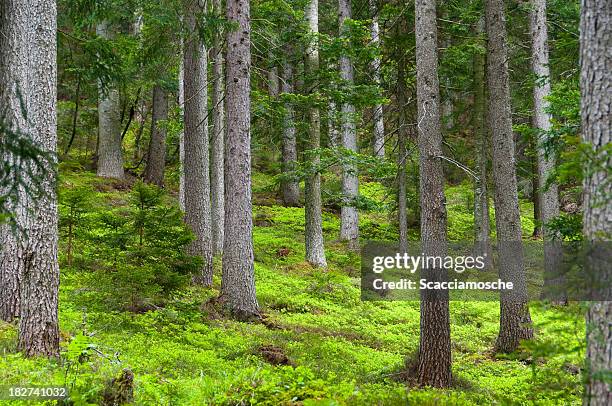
4 170 579 405
547 213 583 241
59 184 93 265
544 79 582 188
72 180 201 312
4 0 591 403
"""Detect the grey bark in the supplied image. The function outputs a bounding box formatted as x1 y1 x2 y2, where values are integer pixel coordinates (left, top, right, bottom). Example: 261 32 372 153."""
473 16 492 266
0 0 29 322
338 0 359 248
133 8 143 36
328 100 340 148
415 0 451 388
530 0 559 236
18 0 60 357
0 0 60 357
183 1 213 285
211 0 225 255
580 1 611 404
304 0 327 268
280 52 300 207
132 99 148 162
268 53 279 98
369 0 385 158
221 0 260 318
96 21 124 179
529 0 563 298
531 162 542 238
485 0 533 353
397 62 409 255
441 10 453 132
144 85 168 187
178 55 185 211
441 92 453 131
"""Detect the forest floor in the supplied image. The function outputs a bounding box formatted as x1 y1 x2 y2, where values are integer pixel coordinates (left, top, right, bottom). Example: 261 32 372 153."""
0 166 585 405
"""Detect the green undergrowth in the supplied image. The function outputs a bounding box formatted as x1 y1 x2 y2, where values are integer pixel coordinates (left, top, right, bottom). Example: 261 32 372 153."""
0 169 584 405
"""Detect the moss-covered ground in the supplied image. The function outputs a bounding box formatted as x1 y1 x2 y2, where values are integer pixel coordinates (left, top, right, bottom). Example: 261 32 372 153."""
0 168 585 405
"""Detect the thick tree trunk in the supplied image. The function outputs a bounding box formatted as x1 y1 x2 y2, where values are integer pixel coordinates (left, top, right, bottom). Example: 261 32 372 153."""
221 0 260 318
0 0 30 323
415 0 452 388
211 0 225 255
280 52 300 207
369 0 385 158
183 1 213 285
397 62 409 255
304 0 327 268
338 0 359 249
96 21 124 179
580 1 611 404
144 85 168 187
473 16 491 265
485 0 533 353
18 0 60 357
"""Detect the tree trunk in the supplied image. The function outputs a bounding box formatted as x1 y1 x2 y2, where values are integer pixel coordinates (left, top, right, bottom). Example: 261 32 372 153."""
529 0 563 297
485 0 533 353
19 0 60 356
397 61 408 255
221 0 260 319
338 0 359 249
304 0 327 268
531 156 542 238
369 0 385 158
530 0 560 234
268 52 279 98
441 10 454 132
144 85 168 187
64 74 81 156
415 0 451 388
328 100 340 148
133 99 149 162
211 0 225 255
0 0 30 323
183 1 213 285
580 1 611 404
473 16 491 266
96 21 124 179
280 50 300 207
178 54 185 211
